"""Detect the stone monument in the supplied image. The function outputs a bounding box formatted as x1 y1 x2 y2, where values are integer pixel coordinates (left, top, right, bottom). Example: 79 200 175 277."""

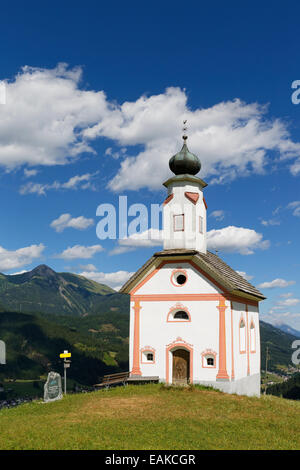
44 371 63 402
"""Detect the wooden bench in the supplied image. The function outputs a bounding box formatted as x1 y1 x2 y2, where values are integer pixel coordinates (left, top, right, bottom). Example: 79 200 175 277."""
94 371 129 389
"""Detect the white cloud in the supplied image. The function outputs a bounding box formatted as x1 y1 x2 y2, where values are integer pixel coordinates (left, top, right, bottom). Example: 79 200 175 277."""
78 264 97 272
8 270 28 275
20 172 97 196
210 210 225 221
55 244 103 260
277 298 300 307
287 201 300 217
0 244 45 271
260 218 280 226
98 90 300 191
206 226 269 255
290 160 300 175
109 246 136 256
50 213 94 233
236 271 254 281
263 311 300 328
1 65 300 191
109 225 268 256
79 269 134 291
105 147 127 159
257 278 296 289
110 228 163 255
23 168 38 178
0 64 106 170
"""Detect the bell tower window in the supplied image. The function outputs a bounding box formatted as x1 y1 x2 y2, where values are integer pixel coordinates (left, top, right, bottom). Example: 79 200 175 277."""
173 214 184 232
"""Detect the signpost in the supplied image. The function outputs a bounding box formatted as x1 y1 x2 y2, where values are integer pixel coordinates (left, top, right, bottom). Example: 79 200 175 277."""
60 350 71 395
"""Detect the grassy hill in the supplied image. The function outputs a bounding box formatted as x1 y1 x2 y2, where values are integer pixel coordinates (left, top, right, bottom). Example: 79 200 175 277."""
0 384 299 450
0 264 128 316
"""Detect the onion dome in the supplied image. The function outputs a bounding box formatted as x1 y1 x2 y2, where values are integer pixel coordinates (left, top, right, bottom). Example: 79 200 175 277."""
169 136 201 176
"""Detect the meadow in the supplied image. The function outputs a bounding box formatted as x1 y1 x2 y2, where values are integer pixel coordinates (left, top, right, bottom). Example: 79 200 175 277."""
0 384 299 450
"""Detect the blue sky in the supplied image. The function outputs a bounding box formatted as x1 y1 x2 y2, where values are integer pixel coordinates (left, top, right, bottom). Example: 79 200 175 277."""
0 0 300 329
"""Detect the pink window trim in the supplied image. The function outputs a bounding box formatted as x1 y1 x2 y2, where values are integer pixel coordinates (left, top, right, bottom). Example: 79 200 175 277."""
167 303 191 322
170 268 188 287
173 214 185 232
201 349 217 368
140 346 156 364
239 315 246 354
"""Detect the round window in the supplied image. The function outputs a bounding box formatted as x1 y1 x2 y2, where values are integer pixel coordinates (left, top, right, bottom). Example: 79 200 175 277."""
176 274 186 285
172 270 187 286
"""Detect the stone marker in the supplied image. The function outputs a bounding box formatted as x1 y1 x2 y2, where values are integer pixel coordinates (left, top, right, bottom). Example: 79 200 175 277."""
0 340 5 364
44 372 63 402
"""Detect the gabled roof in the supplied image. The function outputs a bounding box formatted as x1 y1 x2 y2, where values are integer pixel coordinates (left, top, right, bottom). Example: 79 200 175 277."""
119 249 266 301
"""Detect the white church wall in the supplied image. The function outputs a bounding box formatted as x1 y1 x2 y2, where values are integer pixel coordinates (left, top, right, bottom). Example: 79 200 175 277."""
134 262 222 296
137 299 220 382
232 301 248 380
231 301 260 381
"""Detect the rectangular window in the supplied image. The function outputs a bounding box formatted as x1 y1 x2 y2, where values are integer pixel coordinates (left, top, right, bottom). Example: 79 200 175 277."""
174 214 184 231
199 216 203 234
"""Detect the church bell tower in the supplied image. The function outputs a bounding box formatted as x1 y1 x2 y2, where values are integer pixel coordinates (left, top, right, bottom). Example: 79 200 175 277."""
163 127 208 253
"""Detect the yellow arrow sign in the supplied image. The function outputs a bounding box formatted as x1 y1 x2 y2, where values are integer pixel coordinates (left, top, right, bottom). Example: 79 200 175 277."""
60 352 71 358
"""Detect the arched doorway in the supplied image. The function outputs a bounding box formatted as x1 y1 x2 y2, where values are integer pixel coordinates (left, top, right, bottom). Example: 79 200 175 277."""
172 348 190 384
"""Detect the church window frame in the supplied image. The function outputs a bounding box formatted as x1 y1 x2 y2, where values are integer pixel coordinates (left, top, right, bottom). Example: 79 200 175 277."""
171 268 187 287
239 315 247 354
199 216 204 234
167 304 191 322
141 347 155 364
250 319 256 353
201 349 217 368
173 214 185 232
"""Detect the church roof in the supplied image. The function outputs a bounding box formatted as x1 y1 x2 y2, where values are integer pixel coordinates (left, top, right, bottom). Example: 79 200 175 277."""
119 249 265 301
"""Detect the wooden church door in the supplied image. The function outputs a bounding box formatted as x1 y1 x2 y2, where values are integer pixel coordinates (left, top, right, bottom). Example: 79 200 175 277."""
172 349 190 384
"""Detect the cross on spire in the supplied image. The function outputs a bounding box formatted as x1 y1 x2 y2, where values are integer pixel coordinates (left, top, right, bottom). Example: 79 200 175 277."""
182 120 188 141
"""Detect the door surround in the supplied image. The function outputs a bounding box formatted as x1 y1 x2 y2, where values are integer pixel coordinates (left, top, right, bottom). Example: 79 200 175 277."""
165 337 193 384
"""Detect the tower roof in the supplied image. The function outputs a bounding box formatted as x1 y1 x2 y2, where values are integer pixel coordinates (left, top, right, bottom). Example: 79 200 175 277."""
169 136 201 176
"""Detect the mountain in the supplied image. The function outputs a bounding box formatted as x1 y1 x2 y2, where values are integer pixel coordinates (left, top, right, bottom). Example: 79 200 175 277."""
274 323 300 338
260 320 299 370
0 310 129 386
0 265 128 316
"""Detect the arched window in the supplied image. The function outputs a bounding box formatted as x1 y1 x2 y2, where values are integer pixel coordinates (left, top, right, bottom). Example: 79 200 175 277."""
174 311 189 320
167 304 191 322
239 316 246 353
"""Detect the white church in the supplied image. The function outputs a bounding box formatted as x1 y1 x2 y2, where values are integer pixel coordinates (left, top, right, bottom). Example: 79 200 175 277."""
120 133 265 396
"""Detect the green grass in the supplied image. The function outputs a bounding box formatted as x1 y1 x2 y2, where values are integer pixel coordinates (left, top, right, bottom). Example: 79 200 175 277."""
0 384 299 450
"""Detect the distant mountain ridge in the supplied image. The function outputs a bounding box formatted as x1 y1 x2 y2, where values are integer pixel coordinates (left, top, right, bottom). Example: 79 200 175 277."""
275 323 300 338
0 264 128 316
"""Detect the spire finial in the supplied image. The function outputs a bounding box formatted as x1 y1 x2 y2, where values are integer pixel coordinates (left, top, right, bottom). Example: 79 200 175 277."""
182 120 188 142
